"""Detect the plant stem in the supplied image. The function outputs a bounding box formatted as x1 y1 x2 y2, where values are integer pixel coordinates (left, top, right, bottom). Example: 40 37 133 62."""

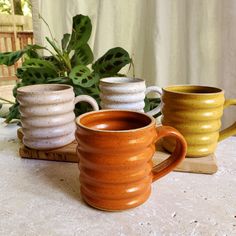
127 58 135 78
127 61 132 76
63 53 72 71
45 37 72 71
39 13 72 70
44 48 61 62
131 58 135 78
0 97 14 104
38 13 54 41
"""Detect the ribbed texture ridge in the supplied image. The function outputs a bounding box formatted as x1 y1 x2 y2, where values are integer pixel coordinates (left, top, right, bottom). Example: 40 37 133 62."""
161 92 225 157
76 123 156 211
18 91 76 150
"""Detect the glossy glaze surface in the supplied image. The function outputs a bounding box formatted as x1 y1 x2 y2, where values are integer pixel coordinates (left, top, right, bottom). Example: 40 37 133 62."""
76 110 187 211
161 85 236 157
17 84 99 150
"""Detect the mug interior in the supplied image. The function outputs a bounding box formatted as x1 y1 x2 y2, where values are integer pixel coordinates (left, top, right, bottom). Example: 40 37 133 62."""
164 85 223 94
100 77 144 84
77 110 154 132
17 84 72 94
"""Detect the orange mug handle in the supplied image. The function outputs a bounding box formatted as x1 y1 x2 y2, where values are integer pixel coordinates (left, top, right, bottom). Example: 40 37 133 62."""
152 126 187 182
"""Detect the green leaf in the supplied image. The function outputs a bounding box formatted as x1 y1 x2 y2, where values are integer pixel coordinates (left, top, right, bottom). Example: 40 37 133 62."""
0 44 45 66
144 97 151 113
13 82 25 98
16 68 25 78
25 44 46 51
92 47 131 77
73 83 99 116
61 33 71 51
45 37 63 56
24 44 46 59
69 65 96 88
148 97 161 110
47 77 71 84
71 43 93 67
0 51 24 66
25 49 40 59
43 55 64 71
67 15 92 52
73 85 88 96
20 66 58 85
5 103 20 123
144 97 161 118
23 58 58 72
46 37 72 71
86 86 100 104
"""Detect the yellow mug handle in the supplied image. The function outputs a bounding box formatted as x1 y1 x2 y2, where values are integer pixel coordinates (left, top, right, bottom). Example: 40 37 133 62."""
219 99 236 141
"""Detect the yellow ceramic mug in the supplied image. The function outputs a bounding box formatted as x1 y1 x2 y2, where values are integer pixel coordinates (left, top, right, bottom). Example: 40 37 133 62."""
161 85 236 157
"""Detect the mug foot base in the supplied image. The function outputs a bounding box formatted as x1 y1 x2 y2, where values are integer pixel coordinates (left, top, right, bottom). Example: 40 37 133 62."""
81 188 151 212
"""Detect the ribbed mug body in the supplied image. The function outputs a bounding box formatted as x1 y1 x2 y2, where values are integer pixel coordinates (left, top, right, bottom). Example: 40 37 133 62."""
17 84 76 150
161 85 225 157
76 110 157 211
99 77 146 112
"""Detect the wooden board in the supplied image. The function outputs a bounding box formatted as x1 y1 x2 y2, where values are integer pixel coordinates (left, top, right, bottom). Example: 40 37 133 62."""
18 129 218 174
153 145 217 174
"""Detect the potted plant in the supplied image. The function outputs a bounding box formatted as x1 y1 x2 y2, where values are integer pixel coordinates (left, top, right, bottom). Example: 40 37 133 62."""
0 14 160 123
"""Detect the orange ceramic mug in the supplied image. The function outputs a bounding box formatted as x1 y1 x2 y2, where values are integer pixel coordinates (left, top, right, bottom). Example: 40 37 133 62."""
76 110 187 211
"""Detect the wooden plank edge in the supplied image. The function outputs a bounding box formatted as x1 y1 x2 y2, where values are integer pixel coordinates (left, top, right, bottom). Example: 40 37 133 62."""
19 145 78 163
156 155 218 174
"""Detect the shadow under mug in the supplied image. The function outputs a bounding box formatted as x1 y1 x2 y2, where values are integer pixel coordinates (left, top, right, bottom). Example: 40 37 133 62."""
99 77 162 116
17 84 99 150
76 110 187 211
161 85 236 157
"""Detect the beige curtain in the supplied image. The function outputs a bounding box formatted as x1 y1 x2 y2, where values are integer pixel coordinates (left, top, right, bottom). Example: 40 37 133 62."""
31 0 236 128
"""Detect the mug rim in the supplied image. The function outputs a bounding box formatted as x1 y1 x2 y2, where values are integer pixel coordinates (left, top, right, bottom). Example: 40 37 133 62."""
163 84 224 95
76 109 155 133
17 84 73 94
100 77 144 84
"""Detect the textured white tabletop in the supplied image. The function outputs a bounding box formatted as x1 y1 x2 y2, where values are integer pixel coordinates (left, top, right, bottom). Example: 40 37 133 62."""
0 119 236 236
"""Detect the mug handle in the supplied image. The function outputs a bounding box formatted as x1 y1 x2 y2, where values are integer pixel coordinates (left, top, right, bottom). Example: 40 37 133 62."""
218 99 236 141
152 126 187 182
74 95 99 112
145 86 162 116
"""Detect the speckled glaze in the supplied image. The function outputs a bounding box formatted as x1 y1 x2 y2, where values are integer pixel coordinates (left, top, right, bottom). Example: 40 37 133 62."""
76 110 187 211
17 84 99 150
99 77 162 116
161 85 236 157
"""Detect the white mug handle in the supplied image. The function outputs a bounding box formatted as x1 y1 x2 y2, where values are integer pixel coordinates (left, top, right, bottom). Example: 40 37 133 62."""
145 86 162 116
74 95 99 112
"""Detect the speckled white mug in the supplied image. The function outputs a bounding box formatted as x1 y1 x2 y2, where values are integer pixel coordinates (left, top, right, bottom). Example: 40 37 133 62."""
17 84 99 150
99 77 162 116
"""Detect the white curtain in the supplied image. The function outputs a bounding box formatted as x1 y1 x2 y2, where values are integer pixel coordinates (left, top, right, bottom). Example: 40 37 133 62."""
31 0 236 128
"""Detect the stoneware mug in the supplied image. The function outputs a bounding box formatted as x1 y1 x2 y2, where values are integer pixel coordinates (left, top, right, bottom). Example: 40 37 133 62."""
99 77 162 116
76 110 187 211
17 84 99 150
161 85 236 157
